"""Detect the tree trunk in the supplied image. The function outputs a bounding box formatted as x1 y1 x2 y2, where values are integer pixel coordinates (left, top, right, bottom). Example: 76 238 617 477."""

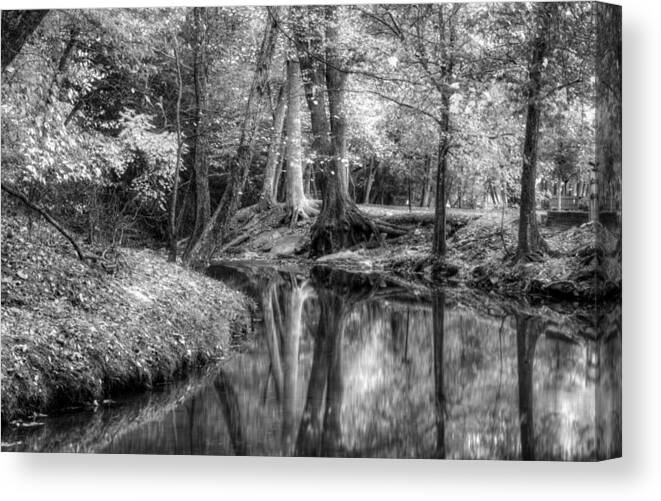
291 7 334 191
430 6 453 260
1 10 49 73
187 7 211 252
432 121 449 258
273 118 287 203
168 37 184 262
285 58 317 225
184 10 277 264
595 3 622 218
363 156 376 205
516 3 553 259
260 77 288 208
421 154 433 207
308 6 385 255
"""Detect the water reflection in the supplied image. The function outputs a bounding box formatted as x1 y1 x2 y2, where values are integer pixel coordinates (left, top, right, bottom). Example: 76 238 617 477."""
1 265 621 460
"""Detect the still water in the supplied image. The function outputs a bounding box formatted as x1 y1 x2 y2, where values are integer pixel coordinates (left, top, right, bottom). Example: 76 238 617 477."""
2 263 621 460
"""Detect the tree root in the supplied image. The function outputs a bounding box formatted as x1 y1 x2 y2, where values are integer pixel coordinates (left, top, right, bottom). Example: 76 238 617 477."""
310 204 405 257
286 198 320 228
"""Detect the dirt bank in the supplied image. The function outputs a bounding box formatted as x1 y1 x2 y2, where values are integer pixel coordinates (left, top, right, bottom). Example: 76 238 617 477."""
1 210 252 424
218 205 621 304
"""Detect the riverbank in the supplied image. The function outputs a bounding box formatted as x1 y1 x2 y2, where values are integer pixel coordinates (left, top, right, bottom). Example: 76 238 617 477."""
220 205 621 304
1 211 251 424
369 209 621 302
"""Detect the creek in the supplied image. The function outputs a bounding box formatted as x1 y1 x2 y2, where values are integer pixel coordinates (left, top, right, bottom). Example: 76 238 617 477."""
1 261 621 460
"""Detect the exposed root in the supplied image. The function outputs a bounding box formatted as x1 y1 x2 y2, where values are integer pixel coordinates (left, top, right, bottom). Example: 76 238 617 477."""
286 198 320 228
310 205 382 257
514 250 545 263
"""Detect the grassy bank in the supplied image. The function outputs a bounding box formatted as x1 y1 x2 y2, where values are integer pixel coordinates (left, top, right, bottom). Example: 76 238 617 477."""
1 209 251 424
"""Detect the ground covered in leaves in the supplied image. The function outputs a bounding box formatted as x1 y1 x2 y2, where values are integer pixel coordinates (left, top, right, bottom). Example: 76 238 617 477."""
359 209 621 302
220 204 621 304
1 209 251 424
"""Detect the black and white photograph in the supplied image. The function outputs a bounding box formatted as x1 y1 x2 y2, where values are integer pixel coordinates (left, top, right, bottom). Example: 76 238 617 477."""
1 1 621 461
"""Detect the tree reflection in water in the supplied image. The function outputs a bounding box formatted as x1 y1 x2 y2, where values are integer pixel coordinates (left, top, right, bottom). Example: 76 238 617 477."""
432 291 446 459
2 265 621 460
516 314 540 461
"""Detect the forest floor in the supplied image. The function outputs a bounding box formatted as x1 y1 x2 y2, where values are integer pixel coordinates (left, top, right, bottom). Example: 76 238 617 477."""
0 207 252 424
221 203 621 304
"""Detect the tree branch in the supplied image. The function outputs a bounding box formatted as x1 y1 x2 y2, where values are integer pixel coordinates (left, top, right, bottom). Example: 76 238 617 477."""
2 183 99 263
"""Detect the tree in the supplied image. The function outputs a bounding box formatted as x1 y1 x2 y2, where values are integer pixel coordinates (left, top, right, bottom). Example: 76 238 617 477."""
306 7 377 254
185 7 212 253
595 3 621 217
516 3 556 260
357 3 462 258
260 76 287 208
168 34 184 262
284 57 317 225
289 6 404 255
184 9 278 264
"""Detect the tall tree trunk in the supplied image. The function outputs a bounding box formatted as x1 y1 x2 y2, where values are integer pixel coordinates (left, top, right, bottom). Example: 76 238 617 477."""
291 7 334 191
1 10 49 73
421 154 433 207
184 10 278 264
260 77 288 208
595 3 622 219
273 131 287 202
285 58 317 225
187 7 211 253
430 6 453 260
168 36 184 262
363 156 376 205
308 6 384 255
516 3 554 259
432 120 449 257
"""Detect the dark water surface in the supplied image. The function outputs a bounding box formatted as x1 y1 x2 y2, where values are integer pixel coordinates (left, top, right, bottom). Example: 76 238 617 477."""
2 262 621 460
